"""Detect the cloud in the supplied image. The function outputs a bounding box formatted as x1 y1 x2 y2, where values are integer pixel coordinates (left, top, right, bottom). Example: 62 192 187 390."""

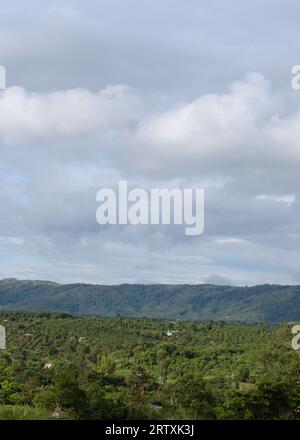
1 0 300 285
137 73 272 152
0 72 300 286
134 73 297 177
0 85 142 145
3 72 298 186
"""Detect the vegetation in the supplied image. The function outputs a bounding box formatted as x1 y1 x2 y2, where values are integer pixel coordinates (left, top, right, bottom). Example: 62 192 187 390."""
0 311 300 419
1 279 300 323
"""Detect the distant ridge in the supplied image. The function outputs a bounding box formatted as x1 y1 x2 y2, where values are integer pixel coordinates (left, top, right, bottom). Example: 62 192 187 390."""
0 278 299 323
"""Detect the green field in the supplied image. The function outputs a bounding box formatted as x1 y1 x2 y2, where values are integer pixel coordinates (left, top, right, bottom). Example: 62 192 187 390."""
0 311 300 420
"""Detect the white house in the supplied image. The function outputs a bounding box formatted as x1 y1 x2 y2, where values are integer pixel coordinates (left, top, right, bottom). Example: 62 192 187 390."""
44 362 52 369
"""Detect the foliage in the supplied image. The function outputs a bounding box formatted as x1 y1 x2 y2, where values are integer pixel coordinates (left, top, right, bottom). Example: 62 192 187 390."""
0 311 300 419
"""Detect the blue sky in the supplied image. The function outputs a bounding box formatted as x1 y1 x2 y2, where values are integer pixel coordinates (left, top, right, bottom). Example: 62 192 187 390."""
0 1 300 285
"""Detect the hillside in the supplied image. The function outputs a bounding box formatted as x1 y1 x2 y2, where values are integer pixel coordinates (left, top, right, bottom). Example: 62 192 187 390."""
0 279 300 323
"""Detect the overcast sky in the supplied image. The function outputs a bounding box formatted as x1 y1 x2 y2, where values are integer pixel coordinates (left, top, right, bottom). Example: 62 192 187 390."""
1 0 300 286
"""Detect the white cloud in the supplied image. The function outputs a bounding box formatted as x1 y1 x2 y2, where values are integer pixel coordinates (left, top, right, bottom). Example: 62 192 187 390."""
136 73 271 155
256 194 295 206
1 72 300 181
0 70 300 285
0 85 142 145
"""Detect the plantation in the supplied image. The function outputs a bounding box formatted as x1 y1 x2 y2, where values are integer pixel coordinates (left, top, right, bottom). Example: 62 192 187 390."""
0 311 299 420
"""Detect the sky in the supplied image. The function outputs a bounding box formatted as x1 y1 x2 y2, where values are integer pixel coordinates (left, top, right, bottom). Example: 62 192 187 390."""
0 0 300 286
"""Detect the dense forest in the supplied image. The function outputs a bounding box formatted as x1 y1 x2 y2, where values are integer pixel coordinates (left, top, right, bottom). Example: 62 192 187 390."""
0 311 300 419
1 279 300 323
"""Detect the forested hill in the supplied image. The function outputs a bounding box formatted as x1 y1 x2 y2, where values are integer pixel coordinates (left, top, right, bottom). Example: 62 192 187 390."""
0 278 300 323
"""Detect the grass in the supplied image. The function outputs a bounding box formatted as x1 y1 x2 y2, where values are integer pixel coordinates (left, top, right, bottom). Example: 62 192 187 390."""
0 405 51 420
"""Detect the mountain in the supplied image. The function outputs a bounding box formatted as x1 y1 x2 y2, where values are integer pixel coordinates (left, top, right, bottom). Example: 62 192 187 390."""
0 278 300 323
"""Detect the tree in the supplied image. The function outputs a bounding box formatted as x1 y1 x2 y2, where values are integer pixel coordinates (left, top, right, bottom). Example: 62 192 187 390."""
98 354 116 375
223 379 300 420
169 373 215 419
53 371 88 417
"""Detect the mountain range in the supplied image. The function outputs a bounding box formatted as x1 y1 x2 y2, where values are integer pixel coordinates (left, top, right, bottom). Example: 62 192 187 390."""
0 278 300 323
